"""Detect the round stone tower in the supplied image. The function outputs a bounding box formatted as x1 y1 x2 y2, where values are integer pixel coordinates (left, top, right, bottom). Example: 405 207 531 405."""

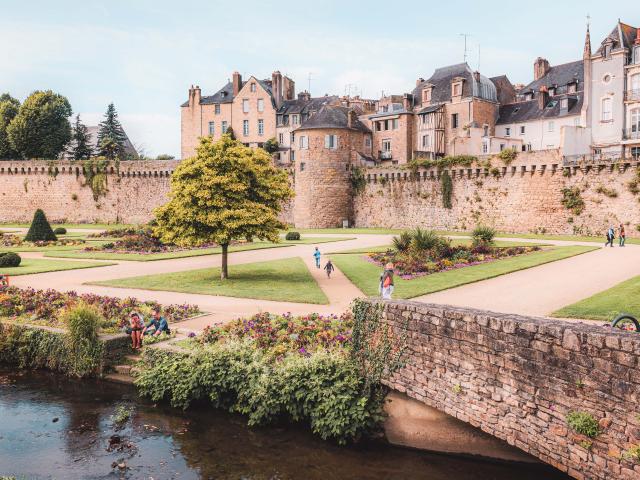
292 106 372 228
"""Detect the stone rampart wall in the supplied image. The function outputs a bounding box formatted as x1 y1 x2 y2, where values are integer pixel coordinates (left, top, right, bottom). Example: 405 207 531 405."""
354 150 640 236
378 299 640 480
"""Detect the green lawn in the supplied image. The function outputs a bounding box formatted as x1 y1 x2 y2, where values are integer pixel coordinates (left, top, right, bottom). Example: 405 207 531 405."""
43 237 352 261
90 257 329 304
0 258 115 276
552 275 640 321
332 246 598 299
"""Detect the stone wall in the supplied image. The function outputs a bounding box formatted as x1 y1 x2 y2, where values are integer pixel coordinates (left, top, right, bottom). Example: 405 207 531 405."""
0 160 179 224
378 299 640 480
354 149 640 236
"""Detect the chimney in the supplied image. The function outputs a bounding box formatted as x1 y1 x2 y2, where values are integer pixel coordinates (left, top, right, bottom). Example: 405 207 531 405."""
403 93 412 111
347 109 357 128
192 85 201 107
538 86 549 110
416 77 425 87
298 91 311 102
635 28 640 45
473 71 481 83
232 72 242 96
533 57 550 81
271 71 283 107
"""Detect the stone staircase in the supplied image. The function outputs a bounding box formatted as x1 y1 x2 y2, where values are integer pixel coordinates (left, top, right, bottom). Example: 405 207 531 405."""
103 353 141 385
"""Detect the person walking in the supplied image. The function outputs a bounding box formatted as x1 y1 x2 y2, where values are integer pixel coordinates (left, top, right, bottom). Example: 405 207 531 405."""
380 262 395 300
313 247 321 269
324 259 335 278
619 224 626 247
605 226 615 248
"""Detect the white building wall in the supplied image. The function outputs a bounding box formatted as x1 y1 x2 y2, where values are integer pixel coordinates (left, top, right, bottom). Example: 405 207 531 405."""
589 52 625 152
495 115 581 151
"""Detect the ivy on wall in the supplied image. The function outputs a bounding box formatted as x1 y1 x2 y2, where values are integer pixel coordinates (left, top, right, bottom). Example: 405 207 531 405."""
441 170 453 209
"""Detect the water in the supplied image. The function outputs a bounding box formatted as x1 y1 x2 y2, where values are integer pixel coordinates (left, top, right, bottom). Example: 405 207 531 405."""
0 367 570 480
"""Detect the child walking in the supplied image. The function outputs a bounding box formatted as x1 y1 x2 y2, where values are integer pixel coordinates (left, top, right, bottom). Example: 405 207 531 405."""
313 247 321 269
324 259 335 278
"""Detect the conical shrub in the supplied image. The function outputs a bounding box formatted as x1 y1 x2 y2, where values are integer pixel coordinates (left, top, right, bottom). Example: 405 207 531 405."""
24 209 57 242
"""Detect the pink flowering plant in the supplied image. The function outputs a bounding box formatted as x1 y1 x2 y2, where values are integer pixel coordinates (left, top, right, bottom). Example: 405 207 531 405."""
0 286 200 332
84 227 222 254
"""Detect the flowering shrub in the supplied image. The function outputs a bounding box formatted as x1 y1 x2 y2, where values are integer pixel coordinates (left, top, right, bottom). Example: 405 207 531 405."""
0 234 85 248
87 227 143 238
0 286 200 332
84 228 219 254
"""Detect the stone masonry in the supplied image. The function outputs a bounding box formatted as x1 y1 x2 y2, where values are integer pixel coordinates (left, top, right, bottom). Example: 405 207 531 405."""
376 299 640 480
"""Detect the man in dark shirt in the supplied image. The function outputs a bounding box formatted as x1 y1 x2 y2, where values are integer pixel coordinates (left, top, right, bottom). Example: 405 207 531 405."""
143 308 170 337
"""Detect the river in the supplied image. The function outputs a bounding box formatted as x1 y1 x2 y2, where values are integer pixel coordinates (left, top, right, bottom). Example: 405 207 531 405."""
0 367 569 479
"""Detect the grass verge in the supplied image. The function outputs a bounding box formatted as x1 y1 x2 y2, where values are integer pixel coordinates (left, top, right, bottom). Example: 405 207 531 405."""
90 257 329 304
552 275 640 321
332 246 598 299
0 258 115 276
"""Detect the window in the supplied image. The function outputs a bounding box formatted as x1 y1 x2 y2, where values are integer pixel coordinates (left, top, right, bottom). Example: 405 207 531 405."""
421 134 430 149
482 141 488 154
601 97 612 121
560 98 568 109
257 99 264 112
208 122 215 135
299 135 308 149
634 46 640 64
250 83 256 92
291 150 295 161
520 126 525 135
292 115 299 125
452 83 461 96
567 83 576 94
392 119 398 130
631 108 640 133
631 74 640 92
365 136 371 147
243 120 249 136
423 88 431 103
527 144 532 152
603 44 611 59
258 119 264 136
603 74 611 84
278 133 284 144
548 87 555 96
382 139 391 152
325 135 337 149
299 162 305 171
215 104 220 115
451 113 459 128
505 127 511 136
242 99 249 113
483 125 488 137
500 144 506 151
222 121 228 133
631 147 640 159
548 121 555 132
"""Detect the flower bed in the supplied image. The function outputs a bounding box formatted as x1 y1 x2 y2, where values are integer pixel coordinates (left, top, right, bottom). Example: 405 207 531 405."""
0 286 201 333
369 245 541 279
0 234 85 248
84 229 219 254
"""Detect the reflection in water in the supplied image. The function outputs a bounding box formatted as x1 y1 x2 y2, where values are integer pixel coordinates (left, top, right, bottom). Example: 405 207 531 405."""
0 368 570 480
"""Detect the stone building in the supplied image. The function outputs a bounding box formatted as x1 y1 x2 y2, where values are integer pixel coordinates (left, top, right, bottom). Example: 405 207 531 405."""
180 71 295 158
291 105 373 228
365 94 414 165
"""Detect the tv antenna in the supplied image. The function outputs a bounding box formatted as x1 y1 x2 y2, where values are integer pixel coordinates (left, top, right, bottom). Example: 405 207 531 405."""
308 72 313 94
459 33 472 63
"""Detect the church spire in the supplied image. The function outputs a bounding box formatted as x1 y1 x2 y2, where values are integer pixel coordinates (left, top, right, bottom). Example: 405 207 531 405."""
583 18 592 59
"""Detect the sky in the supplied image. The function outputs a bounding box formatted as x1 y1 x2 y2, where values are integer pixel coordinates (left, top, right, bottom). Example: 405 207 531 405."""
1 0 638 158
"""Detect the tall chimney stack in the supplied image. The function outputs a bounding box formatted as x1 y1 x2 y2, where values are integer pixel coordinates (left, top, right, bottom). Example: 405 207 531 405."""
272 71 283 107
232 71 242 96
416 77 425 87
533 57 550 81
538 86 549 110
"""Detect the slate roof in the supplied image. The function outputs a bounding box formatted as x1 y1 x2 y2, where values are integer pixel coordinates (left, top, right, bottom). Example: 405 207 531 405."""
595 22 639 56
277 96 338 115
180 78 275 107
417 104 444 114
496 95 582 125
295 105 371 133
524 60 584 94
412 63 497 105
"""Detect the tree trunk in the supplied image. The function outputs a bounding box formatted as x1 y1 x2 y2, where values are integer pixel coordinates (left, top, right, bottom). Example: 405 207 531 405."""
221 243 229 280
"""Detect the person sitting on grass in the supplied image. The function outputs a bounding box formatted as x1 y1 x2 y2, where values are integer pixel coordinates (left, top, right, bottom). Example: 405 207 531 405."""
142 308 170 338
128 312 144 350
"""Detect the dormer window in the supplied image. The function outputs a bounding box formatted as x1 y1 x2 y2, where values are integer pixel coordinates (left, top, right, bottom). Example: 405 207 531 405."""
560 98 568 110
548 87 555 96
524 92 533 101
567 83 577 94
422 87 432 103
634 46 640 65
452 83 461 96
604 44 612 59
250 82 257 92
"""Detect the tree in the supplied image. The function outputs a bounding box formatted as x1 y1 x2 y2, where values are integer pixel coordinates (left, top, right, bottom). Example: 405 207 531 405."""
67 114 93 160
6 90 72 159
96 103 127 160
224 126 236 140
24 209 57 242
154 134 294 280
263 137 279 154
0 93 20 159
155 154 175 160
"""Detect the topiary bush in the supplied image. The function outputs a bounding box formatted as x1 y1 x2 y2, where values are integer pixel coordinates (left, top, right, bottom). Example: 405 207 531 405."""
0 252 21 268
53 227 67 235
285 231 301 241
24 209 57 242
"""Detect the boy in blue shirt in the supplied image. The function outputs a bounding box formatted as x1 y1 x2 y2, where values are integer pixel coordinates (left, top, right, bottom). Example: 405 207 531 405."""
313 247 321 269
143 308 170 337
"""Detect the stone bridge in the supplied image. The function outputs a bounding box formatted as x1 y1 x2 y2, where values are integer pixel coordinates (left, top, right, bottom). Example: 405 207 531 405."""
376 299 640 480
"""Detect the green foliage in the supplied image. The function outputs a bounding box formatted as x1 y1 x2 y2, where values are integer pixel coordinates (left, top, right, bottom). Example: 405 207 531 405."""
82 157 110 201
61 303 104 378
441 170 453 209
224 126 236 140
566 411 600 438
623 445 640 462
112 404 133 426
350 299 408 397
263 137 279 154
135 341 383 444
452 384 462 395
410 155 476 171
579 440 593 450
561 187 585 216
97 103 128 160
350 166 367 195
595 185 618 198
497 148 517 164
66 114 93 160
410 227 442 252
6 90 72 159
0 252 22 267
285 231 301 241
472 225 496 247
53 227 67 235
154 134 294 279
24 209 57 242
392 231 412 253
0 93 20 159
155 154 175 160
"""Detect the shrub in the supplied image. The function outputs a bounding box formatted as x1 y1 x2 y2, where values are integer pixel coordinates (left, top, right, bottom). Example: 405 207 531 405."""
624 445 640 463
53 227 67 235
0 252 21 268
441 170 453 208
285 231 301 241
566 411 600 438
561 187 585 216
472 225 496 246
595 185 618 198
24 209 57 242
61 303 104 377
497 148 517 164
392 231 412 253
410 228 442 252
350 166 367 195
